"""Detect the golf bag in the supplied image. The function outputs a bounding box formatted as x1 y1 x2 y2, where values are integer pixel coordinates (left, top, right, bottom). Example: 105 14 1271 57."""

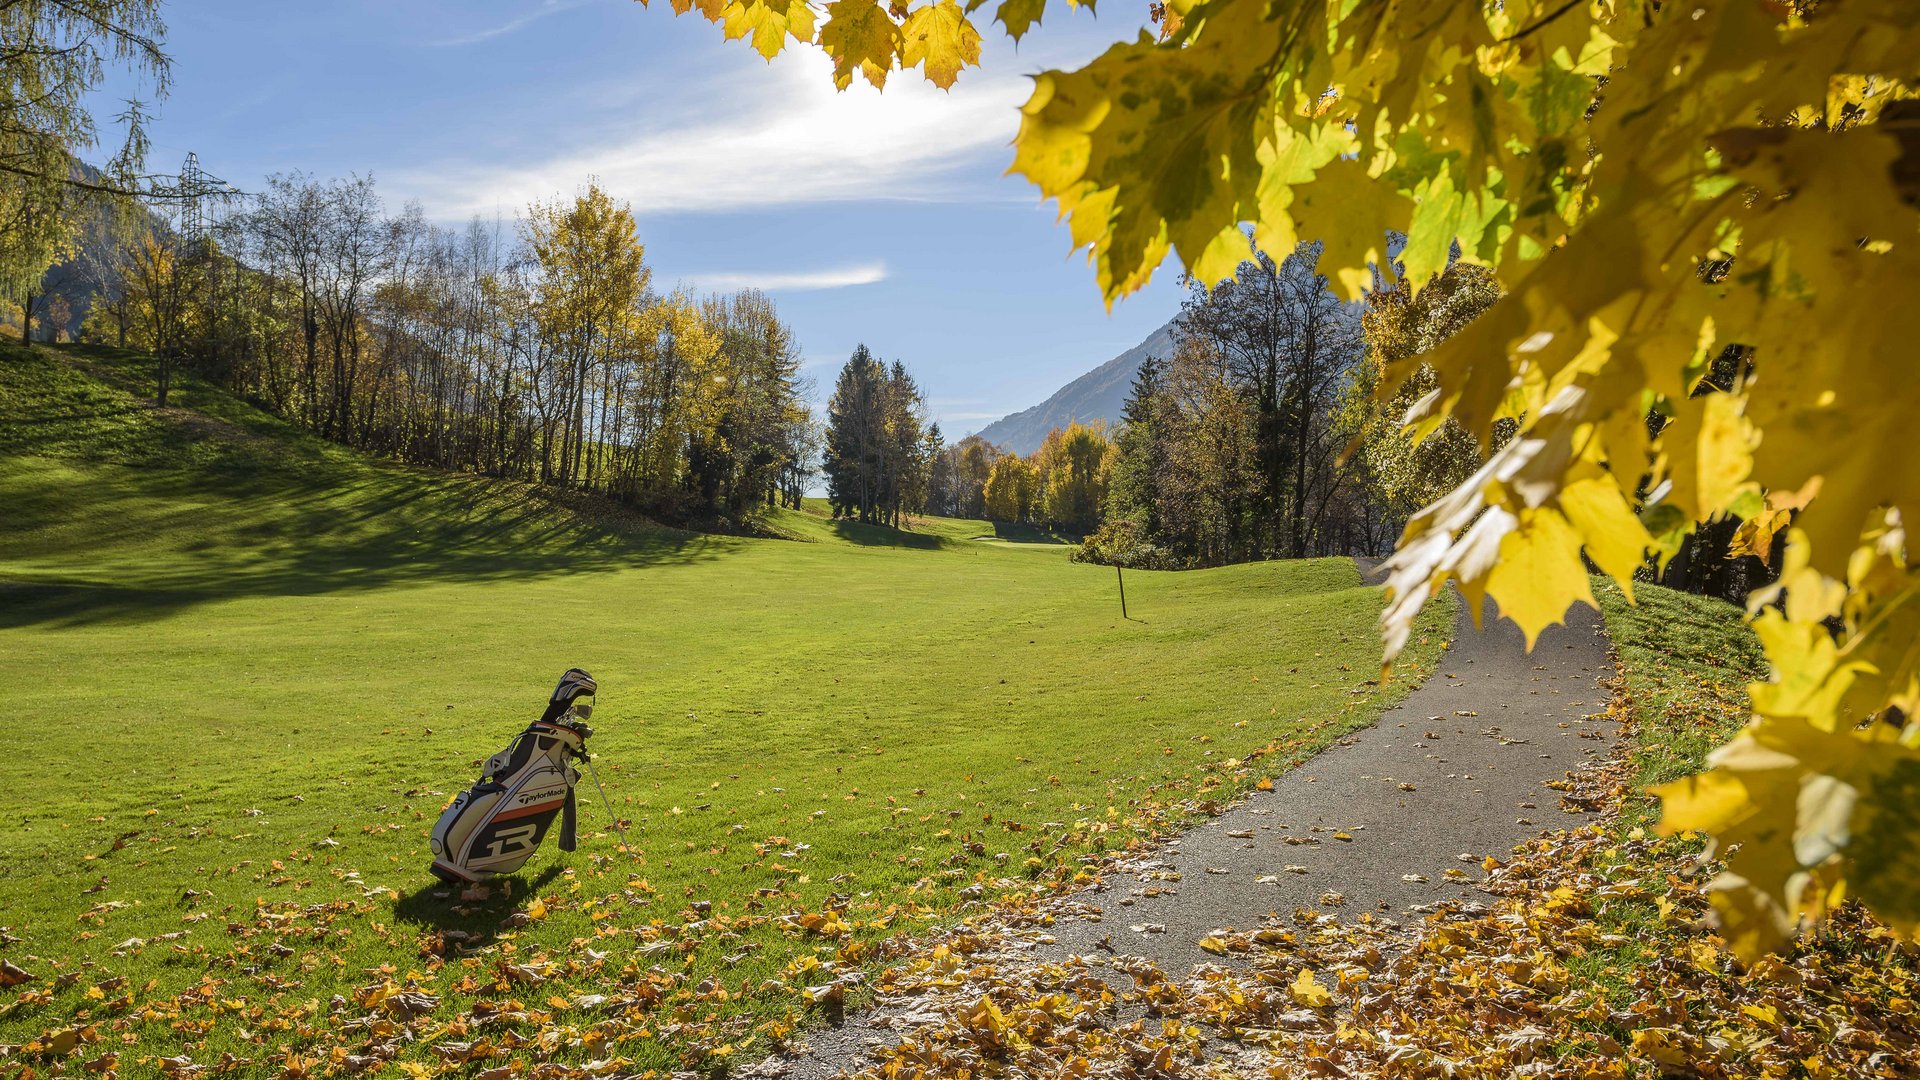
429 669 597 883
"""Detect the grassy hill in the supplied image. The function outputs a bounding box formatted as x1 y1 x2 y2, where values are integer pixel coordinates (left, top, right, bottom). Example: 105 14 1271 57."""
0 343 1453 1071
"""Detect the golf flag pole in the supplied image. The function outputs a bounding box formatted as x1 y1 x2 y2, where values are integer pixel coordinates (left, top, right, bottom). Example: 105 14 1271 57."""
1117 565 1128 621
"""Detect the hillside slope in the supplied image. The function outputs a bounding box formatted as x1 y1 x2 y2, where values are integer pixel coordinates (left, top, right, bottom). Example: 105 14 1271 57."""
976 318 1176 454
0 343 695 627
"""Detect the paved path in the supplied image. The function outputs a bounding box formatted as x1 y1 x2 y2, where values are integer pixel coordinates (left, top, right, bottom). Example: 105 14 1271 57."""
775 561 1614 1076
1046 564 1613 969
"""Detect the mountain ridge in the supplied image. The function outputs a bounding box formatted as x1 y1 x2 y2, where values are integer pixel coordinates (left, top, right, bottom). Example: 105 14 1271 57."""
975 318 1177 455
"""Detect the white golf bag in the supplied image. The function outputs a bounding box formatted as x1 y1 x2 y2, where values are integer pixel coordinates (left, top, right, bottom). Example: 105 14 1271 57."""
429 669 597 883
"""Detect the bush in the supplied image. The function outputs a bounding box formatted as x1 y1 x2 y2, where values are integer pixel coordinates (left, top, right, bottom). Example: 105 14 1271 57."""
1072 517 1187 570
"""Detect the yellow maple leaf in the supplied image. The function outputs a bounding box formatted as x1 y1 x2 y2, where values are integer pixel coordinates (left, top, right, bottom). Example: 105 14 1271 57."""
1285 158 1412 301
995 0 1045 41
820 0 901 89
901 0 982 90
1485 506 1596 650
1288 967 1332 1007
719 0 816 60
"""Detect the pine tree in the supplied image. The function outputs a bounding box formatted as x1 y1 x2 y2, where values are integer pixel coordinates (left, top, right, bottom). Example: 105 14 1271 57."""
1105 352 1165 537
823 345 886 523
922 423 951 516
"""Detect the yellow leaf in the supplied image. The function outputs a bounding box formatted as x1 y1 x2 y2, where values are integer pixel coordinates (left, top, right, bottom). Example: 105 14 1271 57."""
1485 507 1596 650
719 0 816 60
1558 473 1652 591
1286 158 1412 301
819 0 901 89
1631 1028 1693 1070
901 0 981 90
995 0 1045 41
1288 967 1332 1007
1695 391 1755 515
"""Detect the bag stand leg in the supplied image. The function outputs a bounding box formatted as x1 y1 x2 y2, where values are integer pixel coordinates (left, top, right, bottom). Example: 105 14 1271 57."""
583 756 631 856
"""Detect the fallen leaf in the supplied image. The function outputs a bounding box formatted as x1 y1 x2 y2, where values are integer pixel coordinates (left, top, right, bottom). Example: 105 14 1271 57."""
1289 967 1333 1007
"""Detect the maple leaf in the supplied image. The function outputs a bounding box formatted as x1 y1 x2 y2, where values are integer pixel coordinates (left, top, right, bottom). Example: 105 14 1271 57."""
900 0 982 90
994 0 1045 42
718 0 816 60
1288 966 1332 1007
1286 158 1411 302
820 0 903 89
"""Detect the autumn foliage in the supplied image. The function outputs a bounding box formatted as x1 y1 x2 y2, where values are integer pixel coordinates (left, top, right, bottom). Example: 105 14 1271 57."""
663 0 1920 958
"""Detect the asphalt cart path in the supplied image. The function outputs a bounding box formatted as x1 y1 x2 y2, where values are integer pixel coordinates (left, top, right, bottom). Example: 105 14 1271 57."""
772 559 1614 1077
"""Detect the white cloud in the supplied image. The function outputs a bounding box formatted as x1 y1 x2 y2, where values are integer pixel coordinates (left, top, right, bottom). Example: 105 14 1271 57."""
398 47 1027 218
430 0 596 47
677 261 888 292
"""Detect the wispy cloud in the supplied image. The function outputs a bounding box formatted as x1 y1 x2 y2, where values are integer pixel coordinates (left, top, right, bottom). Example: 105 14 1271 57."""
677 261 888 292
398 48 1025 217
430 0 595 47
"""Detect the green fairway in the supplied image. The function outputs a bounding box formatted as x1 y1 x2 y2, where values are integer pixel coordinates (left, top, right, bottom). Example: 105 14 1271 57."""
0 344 1451 1072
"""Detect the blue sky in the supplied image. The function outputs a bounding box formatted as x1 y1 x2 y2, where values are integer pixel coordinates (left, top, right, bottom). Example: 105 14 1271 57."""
107 0 1189 435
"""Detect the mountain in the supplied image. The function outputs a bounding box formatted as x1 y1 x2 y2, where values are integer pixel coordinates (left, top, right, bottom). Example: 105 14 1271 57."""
975 319 1177 455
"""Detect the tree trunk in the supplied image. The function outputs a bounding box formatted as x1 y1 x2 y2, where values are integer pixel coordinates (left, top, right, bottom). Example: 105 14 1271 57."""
1290 386 1311 558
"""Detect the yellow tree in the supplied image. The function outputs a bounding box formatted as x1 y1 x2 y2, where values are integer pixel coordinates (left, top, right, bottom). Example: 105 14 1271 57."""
656 0 1920 957
523 183 650 485
1 0 168 339
1033 422 1113 533
628 291 725 497
1353 263 1504 521
123 227 193 406
983 453 1038 523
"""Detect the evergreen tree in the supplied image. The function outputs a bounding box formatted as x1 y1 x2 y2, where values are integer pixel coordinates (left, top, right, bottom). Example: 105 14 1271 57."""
1104 352 1165 536
823 345 886 523
922 422 952 516
821 348 931 526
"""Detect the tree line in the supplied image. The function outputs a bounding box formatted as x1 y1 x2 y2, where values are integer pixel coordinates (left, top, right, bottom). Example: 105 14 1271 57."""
813 239 1449 553
816 346 1118 534
1065 242 1401 567
29 174 818 525
4 5 818 526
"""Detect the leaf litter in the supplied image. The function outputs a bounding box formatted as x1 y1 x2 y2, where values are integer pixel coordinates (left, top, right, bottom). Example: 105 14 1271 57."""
769 674 1920 1079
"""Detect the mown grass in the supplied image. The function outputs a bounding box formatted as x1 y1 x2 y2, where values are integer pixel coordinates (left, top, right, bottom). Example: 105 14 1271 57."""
1558 576 1773 1041
1595 576 1771 824
0 343 1452 1072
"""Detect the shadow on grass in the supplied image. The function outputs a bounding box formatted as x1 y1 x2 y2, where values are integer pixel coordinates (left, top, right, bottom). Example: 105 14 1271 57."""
984 520 1068 545
0 465 721 629
1 344 724 629
826 519 944 549
391 863 569 937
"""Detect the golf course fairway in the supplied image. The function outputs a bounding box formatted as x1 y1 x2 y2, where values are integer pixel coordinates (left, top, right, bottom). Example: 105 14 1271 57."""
0 343 1451 1071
